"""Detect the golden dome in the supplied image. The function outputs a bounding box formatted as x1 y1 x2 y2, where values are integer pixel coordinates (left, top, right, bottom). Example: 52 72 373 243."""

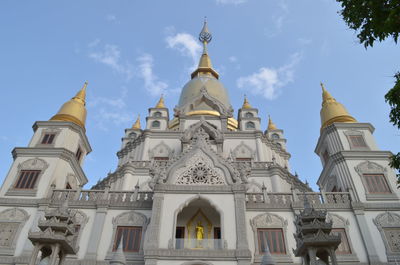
320 83 356 130
268 115 278 130
242 96 252 109
155 95 166 108
132 115 141 130
50 82 87 129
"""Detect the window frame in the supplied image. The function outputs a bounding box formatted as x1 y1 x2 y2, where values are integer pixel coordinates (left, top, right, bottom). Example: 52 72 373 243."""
113 226 142 252
250 213 292 263
344 130 369 150
363 174 391 194
257 228 286 254
245 121 255 129
36 129 60 147
374 212 400 262
14 170 41 189
0 208 29 255
151 120 161 128
355 161 396 200
6 158 49 197
153 111 162 118
76 147 83 162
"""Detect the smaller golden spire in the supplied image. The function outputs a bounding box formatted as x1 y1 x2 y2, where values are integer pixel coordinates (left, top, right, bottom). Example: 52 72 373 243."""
268 115 278 130
50 82 88 129
320 82 357 130
242 95 252 109
155 94 166 108
132 115 141 130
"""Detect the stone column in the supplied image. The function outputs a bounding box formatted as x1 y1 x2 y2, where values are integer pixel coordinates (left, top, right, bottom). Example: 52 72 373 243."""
28 244 41 265
255 134 265 161
49 243 60 265
144 192 164 250
352 203 380 263
232 184 251 265
84 204 108 260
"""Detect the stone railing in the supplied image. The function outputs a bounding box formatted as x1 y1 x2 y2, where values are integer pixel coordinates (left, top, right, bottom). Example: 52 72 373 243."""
50 189 153 206
246 191 351 208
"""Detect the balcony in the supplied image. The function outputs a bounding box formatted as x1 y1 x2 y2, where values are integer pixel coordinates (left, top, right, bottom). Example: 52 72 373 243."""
174 239 225 250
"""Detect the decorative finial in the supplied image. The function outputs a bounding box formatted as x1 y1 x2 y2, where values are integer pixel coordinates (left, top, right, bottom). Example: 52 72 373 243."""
320 82 325 91
132 115 141 130
155 94 166 108
242 95 252 109
199 17 212 44
268 115 278 131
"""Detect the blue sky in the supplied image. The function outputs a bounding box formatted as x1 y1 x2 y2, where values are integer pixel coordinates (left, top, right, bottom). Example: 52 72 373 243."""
0 0 399 190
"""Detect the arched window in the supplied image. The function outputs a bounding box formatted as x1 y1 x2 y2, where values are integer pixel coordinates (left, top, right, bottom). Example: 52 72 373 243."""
271 133 280 140
245 112 254 118
152 121 160 128
153 111 162 118
129 132 136 138
246 122 255 129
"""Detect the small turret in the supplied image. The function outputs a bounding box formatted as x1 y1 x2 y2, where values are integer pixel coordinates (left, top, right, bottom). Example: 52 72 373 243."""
132 115 141 130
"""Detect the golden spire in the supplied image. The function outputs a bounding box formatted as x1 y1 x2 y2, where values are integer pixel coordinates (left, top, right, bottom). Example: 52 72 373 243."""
320 82 357 130
155 94 166 108
242 95 252 109
50 82 88 129
132 115 141 130
268 115 278 130
191 18 219 79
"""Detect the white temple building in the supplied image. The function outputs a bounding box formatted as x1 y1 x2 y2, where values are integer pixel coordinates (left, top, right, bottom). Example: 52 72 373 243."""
0 21 399 265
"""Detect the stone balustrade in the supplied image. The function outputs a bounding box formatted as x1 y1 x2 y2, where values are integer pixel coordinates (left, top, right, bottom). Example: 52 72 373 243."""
245 191 351 208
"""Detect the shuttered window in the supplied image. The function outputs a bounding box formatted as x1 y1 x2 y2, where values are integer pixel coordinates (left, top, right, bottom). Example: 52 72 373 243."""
257 228 286 254
363 174 391 193
15 170 40 189
113 226 142 252
41 133 55 144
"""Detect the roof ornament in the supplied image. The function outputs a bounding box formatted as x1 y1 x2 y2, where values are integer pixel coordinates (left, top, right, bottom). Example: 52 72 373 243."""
155 94 166 108
242 95 252 109
191 18 219 79
132 115 141 130
268 115 278 131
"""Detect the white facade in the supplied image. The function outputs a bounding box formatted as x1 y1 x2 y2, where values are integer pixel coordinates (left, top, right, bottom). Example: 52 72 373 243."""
1 26 400 265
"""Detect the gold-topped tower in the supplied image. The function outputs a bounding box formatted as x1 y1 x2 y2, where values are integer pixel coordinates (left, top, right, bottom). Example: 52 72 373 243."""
132 115 141 130
320 82 356 130
50 82 88 130
242 95 252 109
191 18 219 79
155 95 166 108
268 115 278 131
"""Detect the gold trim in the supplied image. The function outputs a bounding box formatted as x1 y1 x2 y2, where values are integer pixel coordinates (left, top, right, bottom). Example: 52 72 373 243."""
186 110 220 116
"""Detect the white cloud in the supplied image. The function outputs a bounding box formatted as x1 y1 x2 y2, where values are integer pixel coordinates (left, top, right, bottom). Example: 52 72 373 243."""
215 0 247 4
88 44 133 81
88 87 132 131
264 0 289 38
137 53 168 96
166 32 202 71
88 38 101 48
237 52 302 100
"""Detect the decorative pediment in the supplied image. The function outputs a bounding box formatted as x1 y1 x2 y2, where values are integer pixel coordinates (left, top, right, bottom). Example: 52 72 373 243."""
150 127 246 186
0 208 29 222
374 212 400 228
231 141 255 159
18 158 49 171
355 161 386 175
112 211 148 227
148 141 174 159
181 119 223 143
175 86 233 117
251 212 287 229
175 149 225 185
326 213 349 227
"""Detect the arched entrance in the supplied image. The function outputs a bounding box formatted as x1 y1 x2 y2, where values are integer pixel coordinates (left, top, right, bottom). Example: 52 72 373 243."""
175 197 222 249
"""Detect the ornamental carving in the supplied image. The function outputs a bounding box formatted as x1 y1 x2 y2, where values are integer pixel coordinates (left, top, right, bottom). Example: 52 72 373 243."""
374 212 400 257
231 141 255 160
175 151 225 185
0 208 29 251
112 211 148 227
355 161 386 175
250 212 287 229
148 141 174 160
18 158 49 171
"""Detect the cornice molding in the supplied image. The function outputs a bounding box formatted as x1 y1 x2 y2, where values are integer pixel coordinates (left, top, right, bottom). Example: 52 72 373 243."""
33 121 92 153
12 147 88 185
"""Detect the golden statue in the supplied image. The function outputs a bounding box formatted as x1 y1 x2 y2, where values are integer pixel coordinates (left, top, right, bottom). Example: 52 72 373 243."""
195 221 204 247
